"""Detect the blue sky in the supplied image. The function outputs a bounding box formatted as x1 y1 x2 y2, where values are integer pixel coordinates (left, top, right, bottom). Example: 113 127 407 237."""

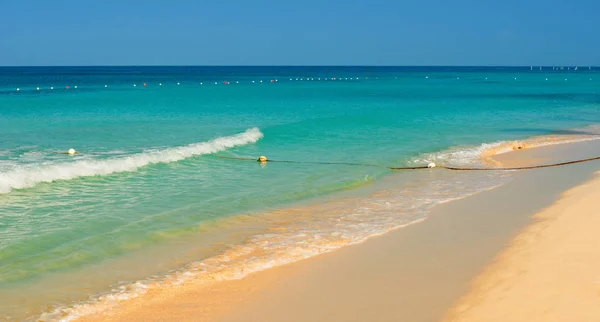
1 0 598 66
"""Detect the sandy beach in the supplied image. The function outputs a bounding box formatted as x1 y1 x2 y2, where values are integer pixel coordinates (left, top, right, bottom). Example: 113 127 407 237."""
444 172 600 322
77 140 600 322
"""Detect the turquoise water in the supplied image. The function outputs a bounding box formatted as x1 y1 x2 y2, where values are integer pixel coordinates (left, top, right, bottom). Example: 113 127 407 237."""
1 66 599 320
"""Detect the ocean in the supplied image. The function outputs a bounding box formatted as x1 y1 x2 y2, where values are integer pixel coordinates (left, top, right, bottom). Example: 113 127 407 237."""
0 66 598 320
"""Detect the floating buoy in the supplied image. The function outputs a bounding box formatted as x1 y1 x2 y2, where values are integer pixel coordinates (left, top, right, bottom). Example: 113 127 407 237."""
159 83 162 86
177 82 180 85
252 81 255 83
223 81 228 84
68 148 77 155
143 83 147 87
236 81 239 84
36 87 40 91
104 85 107 88
66 86 70 89
200 82 203 85
74 86 77 89
133 84 137 87
428 162 436 168
260 80 263 83
257 156 268 163
16 88 20 91
50 86 54 90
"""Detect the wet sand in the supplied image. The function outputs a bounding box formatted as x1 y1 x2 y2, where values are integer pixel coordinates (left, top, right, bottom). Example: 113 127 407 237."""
78 140 600 322
444 151 600 320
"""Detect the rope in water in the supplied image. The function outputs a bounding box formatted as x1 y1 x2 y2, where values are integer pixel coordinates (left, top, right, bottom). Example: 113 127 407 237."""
215 155 600 171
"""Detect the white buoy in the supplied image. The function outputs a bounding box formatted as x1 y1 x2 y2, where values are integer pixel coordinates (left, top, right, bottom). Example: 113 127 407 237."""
215 82 218 85
36 87 40 91
260 80 263 83
177 82 180 85
159 83 162 86
68 148 76 155
428 162 437 168
50 86 54 90
74 86 78 89
514 77 517 80
16 88 20 91
457 77 460 80
485 77 488 80
252 81 255 83
425 76 429 79
133 84 137 87
200 82 203 85
545 78 548 81
104 85 107 88
565 78 568 81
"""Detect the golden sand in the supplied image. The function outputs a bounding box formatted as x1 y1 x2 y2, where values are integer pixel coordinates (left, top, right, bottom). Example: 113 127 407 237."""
444 173 600 322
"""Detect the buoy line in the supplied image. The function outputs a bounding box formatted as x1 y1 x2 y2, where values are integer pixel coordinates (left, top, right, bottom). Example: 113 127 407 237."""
215 155 600 171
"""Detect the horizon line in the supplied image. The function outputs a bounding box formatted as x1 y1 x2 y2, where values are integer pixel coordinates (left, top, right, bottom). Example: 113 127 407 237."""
0 64 598 68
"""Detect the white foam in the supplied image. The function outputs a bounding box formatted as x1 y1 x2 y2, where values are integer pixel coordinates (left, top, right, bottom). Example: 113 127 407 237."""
0 128 263 194
412 133 600 167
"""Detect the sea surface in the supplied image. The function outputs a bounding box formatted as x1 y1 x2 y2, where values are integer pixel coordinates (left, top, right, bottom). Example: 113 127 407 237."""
0 66 599 321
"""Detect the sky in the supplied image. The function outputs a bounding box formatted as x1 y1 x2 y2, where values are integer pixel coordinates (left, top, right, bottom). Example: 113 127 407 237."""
1 0 599 66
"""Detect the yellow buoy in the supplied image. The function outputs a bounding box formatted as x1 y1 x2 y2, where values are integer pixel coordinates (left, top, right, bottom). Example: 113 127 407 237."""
257 156 268 162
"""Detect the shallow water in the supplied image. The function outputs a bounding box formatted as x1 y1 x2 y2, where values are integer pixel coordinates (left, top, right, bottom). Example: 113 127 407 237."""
0 66 599 320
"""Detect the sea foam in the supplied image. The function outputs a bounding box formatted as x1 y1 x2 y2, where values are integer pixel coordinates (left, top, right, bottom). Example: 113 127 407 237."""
0 128 263 194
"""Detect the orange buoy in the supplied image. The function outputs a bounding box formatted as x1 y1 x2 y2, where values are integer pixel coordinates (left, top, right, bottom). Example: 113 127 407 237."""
65 85 70 89
143 83 147 87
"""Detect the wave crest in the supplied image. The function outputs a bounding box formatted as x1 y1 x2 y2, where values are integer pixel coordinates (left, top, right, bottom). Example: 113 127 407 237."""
0 128 263 194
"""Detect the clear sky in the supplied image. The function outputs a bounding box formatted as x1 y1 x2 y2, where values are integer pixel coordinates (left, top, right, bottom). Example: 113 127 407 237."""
1 0 598 66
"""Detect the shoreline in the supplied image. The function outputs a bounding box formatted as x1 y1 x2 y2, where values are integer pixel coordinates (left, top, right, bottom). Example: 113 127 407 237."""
76 140 600 321
444 172 600 321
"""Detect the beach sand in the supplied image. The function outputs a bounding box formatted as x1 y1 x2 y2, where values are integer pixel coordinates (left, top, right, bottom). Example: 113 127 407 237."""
78 140 600 322
444 161 600 319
